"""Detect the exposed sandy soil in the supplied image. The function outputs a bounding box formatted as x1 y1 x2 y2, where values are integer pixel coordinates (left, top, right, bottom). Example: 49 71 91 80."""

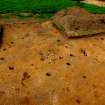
0 8 105 105
83 0 105 7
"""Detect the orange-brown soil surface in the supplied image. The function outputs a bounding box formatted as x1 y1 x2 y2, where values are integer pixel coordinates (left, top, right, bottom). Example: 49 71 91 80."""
0 8 105 105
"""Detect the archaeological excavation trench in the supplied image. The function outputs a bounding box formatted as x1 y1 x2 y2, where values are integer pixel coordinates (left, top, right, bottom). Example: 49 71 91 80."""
0 7 105 105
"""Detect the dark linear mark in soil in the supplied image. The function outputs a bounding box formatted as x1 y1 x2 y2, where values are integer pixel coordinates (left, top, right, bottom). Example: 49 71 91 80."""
0 25 4 48
55 27 105 40
67 32 105 39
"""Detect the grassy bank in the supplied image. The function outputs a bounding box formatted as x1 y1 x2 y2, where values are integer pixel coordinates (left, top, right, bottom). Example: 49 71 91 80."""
0 0 105 14
79 2 105 14
0 0 77 13
0 0 105 21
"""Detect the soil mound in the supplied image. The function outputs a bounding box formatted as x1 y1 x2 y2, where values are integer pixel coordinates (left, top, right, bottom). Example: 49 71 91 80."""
52 7 105 38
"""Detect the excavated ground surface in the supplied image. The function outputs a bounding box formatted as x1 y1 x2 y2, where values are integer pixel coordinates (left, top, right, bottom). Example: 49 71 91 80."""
0 7 105 104
0 20 105 105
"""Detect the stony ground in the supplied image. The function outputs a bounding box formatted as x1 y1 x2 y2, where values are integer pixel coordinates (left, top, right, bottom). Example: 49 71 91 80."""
0 7 105 105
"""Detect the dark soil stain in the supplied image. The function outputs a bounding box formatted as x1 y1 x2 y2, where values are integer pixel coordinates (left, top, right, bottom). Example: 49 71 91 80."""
82 75 87 79
0 57 5 60
8 66 14 70
10 41 14 45
66 62 71 66
76 99 81 104
21 72 31 86
99 19 105 24
2 48 7 51
80 48 87 56
59 56 63 60
0 25 4 48
70 53 75 57
46 72 51 77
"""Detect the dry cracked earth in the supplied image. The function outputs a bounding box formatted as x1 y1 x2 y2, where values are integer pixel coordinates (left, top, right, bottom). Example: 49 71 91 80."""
0 8 105 105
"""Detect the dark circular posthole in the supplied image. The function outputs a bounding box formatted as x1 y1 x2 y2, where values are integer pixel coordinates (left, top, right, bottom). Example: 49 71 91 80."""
76 99 81 104
70 54 75 57
46 72 51 77
66 62 71 66
57 39 61 42
59 56 63 59
100 37 104 40
40 58 45 61
9 66 14 70
10 41 14 44
30 64 34 66
3 48 7 51
82 75 87 79
0 57 5 60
